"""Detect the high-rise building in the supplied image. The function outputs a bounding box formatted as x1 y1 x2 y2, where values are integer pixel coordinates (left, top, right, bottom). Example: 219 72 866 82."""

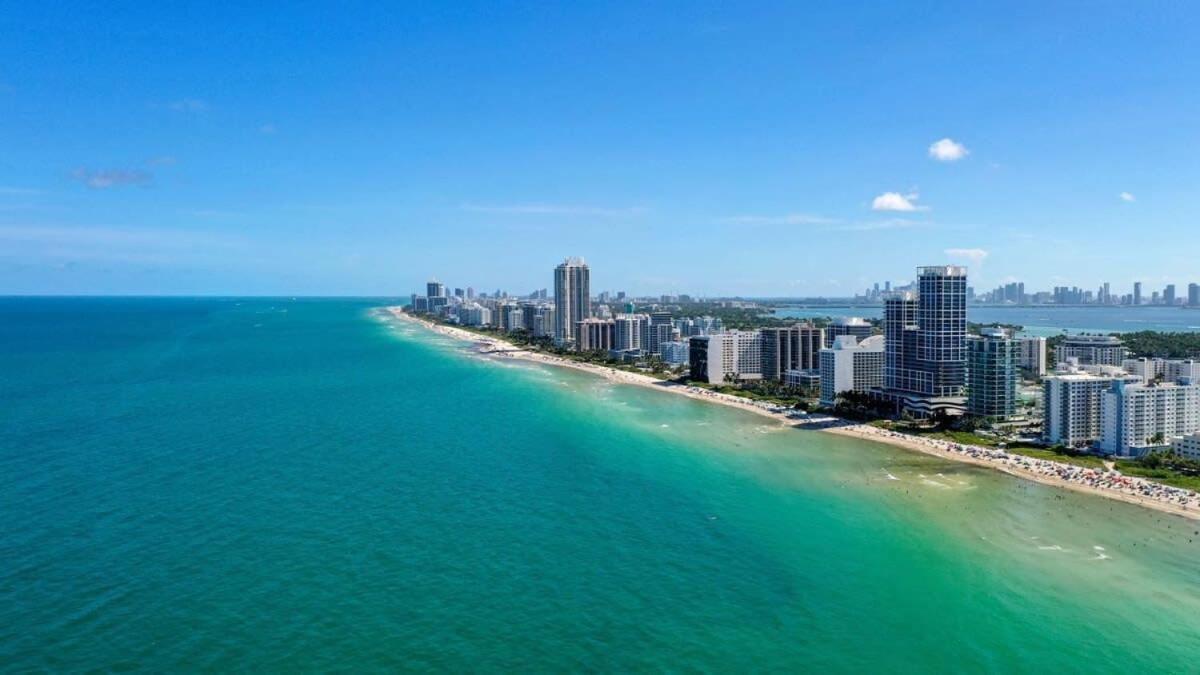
819 335 885 406
659 341 690 366
1099 379 1200 456
1054 335 1127 367
827 317 873 346
1190 283 1200 307
1043 365 1141 448
427 280 446 298
1133 281 1143 306
1015 336 1047 377
554 257 591 347
687 331 762 384
1165 284 1176 306
761 324 825 381
881 266 968 416
966 327 1017 420
575 317 614 352
614 313 650 352
647 311 674 354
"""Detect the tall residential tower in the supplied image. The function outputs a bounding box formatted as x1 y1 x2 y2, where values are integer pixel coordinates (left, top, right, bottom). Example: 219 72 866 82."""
554 257 592 347
881 266 969 417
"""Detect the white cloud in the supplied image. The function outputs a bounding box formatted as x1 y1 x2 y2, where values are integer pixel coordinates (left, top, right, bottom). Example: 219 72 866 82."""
871 191 926 212
928 138 969 161
459 203 646 217
71 168 152 189
945 247 989 264
1119 191 1136 202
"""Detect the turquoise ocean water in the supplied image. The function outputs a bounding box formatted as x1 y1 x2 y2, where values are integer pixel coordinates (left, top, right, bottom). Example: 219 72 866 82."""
3 298 1200 671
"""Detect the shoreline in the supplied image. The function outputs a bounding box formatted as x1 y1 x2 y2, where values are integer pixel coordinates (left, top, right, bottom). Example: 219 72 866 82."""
385 307 1200 521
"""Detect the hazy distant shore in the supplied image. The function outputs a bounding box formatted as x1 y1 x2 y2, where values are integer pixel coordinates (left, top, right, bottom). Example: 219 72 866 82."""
386 307 1200 521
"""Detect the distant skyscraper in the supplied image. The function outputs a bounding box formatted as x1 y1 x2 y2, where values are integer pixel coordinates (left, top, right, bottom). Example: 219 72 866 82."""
1190 283 1200 307
881 266 968 417
554 257 591 346
1165 284 1176 306
1133 281 1143 306
427 280 446 298
466 286 476 299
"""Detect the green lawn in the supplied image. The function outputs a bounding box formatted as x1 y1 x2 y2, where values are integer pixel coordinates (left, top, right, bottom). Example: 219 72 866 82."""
1115 462 1200 491
1004 446 1107 469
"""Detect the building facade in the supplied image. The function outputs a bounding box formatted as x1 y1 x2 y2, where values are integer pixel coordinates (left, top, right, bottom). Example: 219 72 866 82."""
761 324 825 381
1043 366 1141 448
687 331 762 384
819 334 885 406
966 327 1017 420
575 317 614 352
1099 380 1200 457
1015 336 1047 377
553 257 591 347
880 266 968 416
1054 335 1127 367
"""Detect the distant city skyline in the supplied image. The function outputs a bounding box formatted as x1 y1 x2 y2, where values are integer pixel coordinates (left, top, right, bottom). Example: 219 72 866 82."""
2 3 1199 295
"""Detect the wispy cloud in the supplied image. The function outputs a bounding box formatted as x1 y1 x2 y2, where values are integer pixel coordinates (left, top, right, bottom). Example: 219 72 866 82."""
835 218 925 232
928 138 969 162
1119 191 1136 202
459 203 647 217
0 224 242 250
871 191 927 212
186 209 245 219
162 98 209 112
0 186 44 195
945 247 989 264
71 168 152 189
715 213 837 226
146 155 177 166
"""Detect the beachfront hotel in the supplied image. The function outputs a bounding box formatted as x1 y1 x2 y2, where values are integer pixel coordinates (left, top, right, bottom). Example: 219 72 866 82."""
1098 379 1200 457
819 334 885 406
878 266 969 417
688 330 763 384
554 257 591 348
1043 364 1142 447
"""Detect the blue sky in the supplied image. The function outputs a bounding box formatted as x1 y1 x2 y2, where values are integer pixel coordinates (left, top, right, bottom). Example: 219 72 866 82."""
2 2 1198 296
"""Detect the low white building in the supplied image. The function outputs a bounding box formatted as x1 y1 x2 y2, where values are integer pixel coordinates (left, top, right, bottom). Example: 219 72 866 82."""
1172 432 1200 461
1121 358 1200 384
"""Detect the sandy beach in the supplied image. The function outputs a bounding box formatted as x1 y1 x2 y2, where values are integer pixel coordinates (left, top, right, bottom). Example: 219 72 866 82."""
388 307 1200 521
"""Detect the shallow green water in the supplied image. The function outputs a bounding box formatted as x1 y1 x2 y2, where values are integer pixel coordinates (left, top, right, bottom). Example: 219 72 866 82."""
2 298 1199 671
